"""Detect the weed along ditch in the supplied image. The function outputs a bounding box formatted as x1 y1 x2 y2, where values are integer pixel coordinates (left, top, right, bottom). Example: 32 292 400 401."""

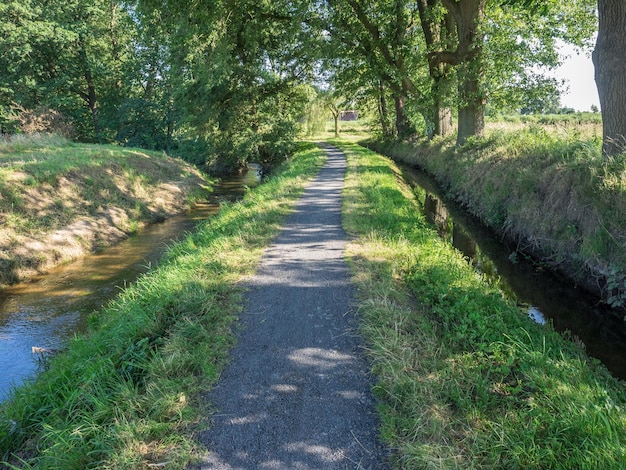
0 164 262 400
400 164 626 380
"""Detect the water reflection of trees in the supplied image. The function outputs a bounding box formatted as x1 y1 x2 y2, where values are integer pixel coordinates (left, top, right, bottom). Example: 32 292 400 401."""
406 167 626 379
422 192 515 298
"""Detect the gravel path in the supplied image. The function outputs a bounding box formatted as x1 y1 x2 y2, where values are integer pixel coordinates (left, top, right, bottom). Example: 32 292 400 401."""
195 145 389 469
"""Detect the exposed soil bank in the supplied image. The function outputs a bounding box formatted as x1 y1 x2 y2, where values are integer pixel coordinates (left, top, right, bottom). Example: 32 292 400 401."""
367 134 626 312
0 139 213 288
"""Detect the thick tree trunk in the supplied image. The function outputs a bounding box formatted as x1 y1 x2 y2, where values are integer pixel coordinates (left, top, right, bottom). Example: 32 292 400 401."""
377 81 392 137
432 68 454 137
393 93 413 139
593 0 626 157
448 0 486 146
436 105 454 137
418 0 455 138
457 62 485 145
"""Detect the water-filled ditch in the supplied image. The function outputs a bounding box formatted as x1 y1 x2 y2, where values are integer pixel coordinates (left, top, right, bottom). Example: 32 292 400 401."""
0 165 261 400
401 164 626 380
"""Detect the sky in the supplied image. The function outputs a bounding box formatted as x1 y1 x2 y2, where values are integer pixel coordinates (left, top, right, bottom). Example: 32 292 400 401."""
551 42 600 112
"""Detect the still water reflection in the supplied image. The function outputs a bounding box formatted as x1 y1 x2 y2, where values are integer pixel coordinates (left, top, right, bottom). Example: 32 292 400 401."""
402 165 626 380
0 165 261 399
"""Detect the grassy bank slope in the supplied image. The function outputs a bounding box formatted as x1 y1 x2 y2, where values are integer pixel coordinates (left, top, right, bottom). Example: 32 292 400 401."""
0 143 326 468
368 123 626 308
0 134 210 287
338 140 626 468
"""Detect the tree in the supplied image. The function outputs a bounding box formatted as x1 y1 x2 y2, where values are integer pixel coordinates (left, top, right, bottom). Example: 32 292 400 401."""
0 0 70 132
345 0 421 138
445 0 487 144
417 0 456 137
0 0 137 141
137 0 320 169
325 0 426 138
419 0 487 145
593 0 626 156
428 0 595 144
113 5 177 150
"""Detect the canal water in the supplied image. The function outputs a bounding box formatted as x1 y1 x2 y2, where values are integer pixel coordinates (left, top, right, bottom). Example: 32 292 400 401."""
0 165 261 400
401 165 626 380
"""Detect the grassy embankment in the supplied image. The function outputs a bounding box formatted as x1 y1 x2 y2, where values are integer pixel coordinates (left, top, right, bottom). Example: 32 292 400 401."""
3 131 625 468
367 115 626 308
337 139 626 468
0 134 210 287
0 143 327 468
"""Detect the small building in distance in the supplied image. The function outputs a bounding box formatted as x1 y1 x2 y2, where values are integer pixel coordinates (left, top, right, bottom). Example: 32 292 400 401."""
340 110 358 121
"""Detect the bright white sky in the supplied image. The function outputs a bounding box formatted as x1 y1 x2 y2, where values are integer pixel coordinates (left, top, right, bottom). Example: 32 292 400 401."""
552 42 600 112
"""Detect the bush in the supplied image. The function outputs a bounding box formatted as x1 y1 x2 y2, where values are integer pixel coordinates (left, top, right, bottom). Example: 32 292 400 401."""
5 104 74 138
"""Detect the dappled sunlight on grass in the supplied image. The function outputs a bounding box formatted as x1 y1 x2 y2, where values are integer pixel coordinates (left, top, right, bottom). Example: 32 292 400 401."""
0 141 211 287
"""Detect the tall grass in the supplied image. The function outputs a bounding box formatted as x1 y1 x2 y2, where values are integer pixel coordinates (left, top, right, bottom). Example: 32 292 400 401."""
368 123 626 307
337 140 626 469
0 133 70 155
0 143 327 468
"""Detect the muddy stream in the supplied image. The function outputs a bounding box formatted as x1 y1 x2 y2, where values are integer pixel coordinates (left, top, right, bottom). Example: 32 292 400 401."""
402 165 626 381
0 166 261 400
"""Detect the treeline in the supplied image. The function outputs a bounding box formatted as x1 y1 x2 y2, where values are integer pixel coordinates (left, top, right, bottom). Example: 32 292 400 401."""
2 1 624 167
0 0 321 172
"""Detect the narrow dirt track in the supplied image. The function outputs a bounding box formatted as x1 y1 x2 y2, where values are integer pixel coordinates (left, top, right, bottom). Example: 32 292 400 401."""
195 144 389 469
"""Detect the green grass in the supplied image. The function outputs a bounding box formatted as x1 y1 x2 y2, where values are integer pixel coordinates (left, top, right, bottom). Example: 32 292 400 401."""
337 139 626 469
0 135 202 219
488 112 602 126
0 134 211 287
367 123 626 308
4 136 626 468
0 142 327 468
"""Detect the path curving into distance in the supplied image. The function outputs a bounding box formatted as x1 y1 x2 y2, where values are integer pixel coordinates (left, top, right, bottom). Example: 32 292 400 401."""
195 144 389 469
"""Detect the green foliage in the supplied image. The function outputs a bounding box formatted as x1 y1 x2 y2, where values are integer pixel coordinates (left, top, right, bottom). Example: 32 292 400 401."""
135 0 321 170
482 0 597 115
0 0 173 150
324 0 597 139
324 0 428 137
1 0 600 162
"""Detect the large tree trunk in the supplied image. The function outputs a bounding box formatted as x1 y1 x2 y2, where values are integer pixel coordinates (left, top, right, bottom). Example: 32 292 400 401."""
457 61 485 145
393 93 413 139
593 0 626 157
418 0 455 138
432 66 454 137
446 0 486 146
435 103 454 137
